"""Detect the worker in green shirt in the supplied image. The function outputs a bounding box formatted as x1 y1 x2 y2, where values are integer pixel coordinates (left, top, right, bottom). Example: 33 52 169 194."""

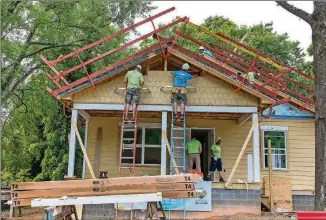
186 137 202 172
124 65 144 122
246 71 260 85
208 136 225 182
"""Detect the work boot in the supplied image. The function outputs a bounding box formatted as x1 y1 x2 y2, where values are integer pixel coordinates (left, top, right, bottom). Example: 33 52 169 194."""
174 113 179 120
219 177 225 182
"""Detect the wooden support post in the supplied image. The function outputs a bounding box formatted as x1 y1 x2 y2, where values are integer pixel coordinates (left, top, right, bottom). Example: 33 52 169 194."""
268 139 273 212
146 64 150 75
164 58 168 71
68 109 78 177
161 111 167 175
71 117 96 179
237 113 252 125
93 127 103 176
162 131 180 174
225 120 258 187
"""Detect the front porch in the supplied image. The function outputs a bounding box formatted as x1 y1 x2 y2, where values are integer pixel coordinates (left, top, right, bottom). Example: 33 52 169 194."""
68 103 261 184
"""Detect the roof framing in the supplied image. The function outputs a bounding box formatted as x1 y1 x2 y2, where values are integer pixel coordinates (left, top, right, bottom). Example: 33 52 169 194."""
40 7 315 114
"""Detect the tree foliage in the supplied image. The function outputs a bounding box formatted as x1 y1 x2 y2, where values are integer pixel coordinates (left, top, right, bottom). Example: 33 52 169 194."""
1 0 155 185
276 1 326 210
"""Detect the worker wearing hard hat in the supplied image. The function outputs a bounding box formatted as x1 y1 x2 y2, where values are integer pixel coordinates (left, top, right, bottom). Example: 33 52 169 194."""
199 46 212 57
171 63 199 121
208 136 225 182
123 65 144 121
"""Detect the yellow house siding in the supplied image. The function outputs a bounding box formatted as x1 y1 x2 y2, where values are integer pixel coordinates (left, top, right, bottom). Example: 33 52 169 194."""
72 71 258 106
84 116 314 192
84 117 161 179
260 119 315 192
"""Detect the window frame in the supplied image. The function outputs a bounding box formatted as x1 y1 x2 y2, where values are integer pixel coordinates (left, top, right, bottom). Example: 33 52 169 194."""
120 123 161 166
260 126 288 171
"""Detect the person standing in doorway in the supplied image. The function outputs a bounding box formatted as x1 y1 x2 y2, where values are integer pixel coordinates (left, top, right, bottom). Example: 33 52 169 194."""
208 136 225 182
124 65 144 121
186 137 202 172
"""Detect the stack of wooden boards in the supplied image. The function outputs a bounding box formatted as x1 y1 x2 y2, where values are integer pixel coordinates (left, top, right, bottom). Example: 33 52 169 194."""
11 174 201 207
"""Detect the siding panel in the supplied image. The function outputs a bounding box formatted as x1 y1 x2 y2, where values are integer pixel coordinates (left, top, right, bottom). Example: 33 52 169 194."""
72 71 258 106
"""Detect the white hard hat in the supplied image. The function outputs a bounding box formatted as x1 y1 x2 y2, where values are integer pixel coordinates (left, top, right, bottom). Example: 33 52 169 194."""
182 63 190 70
136 65 142 70
199 46 205 50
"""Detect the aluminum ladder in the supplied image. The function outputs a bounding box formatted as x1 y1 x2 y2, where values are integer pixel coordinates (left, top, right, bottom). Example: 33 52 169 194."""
116 107 139 219
169 110 187 219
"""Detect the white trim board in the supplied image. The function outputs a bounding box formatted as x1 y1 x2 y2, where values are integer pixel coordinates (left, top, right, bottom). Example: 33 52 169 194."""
73 103 257 113
31 193 162 207
260 126 288 131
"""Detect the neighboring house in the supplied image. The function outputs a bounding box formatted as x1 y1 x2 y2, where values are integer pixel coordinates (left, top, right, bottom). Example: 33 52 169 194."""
43 11 315 218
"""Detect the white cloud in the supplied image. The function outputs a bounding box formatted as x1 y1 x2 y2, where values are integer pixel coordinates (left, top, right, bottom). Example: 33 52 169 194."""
136 1 313 52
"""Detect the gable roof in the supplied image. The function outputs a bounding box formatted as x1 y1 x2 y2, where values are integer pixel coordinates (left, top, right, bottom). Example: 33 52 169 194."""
41 8 315 114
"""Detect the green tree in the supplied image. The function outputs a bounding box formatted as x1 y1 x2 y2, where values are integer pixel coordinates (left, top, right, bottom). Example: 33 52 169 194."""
276 1 326 210
1 0 155 185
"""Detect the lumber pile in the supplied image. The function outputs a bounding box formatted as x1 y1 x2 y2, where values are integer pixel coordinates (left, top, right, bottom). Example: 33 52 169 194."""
11 174 201 207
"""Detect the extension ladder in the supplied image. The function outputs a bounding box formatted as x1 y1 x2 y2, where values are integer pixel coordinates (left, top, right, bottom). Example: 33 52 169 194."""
170 111 187 174
116 106 139 219
169 110 187 219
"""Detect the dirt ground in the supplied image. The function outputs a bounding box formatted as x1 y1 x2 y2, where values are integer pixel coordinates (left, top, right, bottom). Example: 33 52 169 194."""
1 207 43 220
2 208 296 220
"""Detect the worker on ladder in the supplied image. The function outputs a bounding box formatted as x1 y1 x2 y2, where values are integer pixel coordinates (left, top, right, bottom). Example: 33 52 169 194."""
124 65 144 121
171 63 199 121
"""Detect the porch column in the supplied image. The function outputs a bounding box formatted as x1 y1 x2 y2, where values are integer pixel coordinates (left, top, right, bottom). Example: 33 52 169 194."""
246 153 253 182
161 111 167 175
68 109 78 177
82 119 89 179
252 113 260 182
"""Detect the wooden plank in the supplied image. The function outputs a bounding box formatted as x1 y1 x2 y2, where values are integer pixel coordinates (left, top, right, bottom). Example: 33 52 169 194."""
12 190 198 207
93 127 103 176
268 139 273 212
237 113 253 125
71 117 96 179
161 190 197 199
12 199 31 207
11 174 200 191
263 177 293 212
164 58 167 71
162 131 179 174
225 120 258 187
12 183 195 199
31 193 163 207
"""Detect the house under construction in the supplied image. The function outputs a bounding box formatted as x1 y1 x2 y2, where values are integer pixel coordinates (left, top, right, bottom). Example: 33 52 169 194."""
35 7 316 219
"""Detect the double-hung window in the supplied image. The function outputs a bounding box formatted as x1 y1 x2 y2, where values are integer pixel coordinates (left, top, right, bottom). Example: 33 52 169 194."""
121 123 161 166
261 126 288 170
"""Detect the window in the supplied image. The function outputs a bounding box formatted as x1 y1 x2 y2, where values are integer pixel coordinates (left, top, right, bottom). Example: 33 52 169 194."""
261 126 288 170
121 124 161 166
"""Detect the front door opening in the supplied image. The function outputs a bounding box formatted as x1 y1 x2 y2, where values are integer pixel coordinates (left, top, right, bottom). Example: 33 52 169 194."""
189 128 214 180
